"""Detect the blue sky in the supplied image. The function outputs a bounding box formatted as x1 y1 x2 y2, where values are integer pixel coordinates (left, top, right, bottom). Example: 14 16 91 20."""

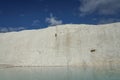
0 0 120 32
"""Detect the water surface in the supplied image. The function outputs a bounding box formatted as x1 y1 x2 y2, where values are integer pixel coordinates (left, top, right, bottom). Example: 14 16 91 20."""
0 66 120 80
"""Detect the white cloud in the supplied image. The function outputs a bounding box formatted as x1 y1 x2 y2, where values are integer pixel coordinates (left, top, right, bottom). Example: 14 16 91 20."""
0 27 8 33
79 0 120 16
0 27 25 33
9 27 25 31
20 14 25 17
32 20 41 26
46 14 63 26
98 18 120 24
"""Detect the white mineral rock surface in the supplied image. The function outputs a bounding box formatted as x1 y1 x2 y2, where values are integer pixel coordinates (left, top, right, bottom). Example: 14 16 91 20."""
0 23 120 67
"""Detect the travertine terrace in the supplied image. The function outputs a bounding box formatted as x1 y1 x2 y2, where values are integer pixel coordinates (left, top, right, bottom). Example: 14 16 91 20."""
0 23 120 68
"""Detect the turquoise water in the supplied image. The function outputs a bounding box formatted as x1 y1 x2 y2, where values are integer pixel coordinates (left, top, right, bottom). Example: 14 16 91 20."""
0 67 120 80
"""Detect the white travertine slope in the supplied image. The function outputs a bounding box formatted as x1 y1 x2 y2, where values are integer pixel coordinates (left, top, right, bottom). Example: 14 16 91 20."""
0 23 120 67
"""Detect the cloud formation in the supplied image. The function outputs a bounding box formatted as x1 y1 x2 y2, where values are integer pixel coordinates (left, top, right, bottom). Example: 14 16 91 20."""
46 14 63 26
79 0 120 15
32 20 41 26
98 18 120 24
0 27 25 33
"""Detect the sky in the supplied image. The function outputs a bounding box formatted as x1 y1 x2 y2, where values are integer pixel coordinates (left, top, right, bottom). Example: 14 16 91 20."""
0 0 120 32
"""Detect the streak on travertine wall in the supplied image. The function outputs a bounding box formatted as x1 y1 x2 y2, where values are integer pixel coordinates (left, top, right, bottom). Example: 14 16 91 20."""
0 23 120 68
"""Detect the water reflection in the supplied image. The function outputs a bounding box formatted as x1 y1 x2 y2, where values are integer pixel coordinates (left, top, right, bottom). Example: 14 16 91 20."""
0 66 120 80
